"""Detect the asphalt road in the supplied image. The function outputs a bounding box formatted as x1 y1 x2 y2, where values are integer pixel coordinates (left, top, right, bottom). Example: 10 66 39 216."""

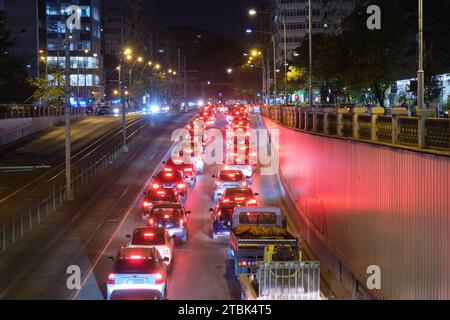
0 111 348 300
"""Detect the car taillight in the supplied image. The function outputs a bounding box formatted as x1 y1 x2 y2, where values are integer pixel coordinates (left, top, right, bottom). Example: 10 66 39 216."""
242 181 247 187
216 181 222 187
148 218 154 225
152 184 159 189
179 218 184 227
247 199 257 205
107 273 115 285
177 183 186 189
223 199 230 203
155 273 164 285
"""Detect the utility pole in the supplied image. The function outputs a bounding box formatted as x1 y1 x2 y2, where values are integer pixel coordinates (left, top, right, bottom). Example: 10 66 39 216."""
119 2 128 153
64 29 74 201
178 49 182 103
308 0 313 108
272 36 277 103
417 0 425 109
183 55 187 104
283 19 287 107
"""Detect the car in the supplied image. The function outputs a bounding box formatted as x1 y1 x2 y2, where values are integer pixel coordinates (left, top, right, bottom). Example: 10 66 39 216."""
141 188 181 220
223 163 253 184
106 247 168 300
164 158 197 187
98 107 112 116
209 202 241 239
221 187 258 206
177 141 205 174
147 203 191 243
126 227 175 272
110 289 164 300
152 168 188 200
212 169 249 202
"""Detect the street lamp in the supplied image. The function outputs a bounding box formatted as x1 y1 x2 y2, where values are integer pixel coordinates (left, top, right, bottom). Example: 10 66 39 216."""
118 48 133 153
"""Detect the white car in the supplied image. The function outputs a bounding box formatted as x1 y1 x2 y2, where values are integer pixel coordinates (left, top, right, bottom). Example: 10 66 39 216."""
126 227 175 272
223 164 253 184
107 247 168 300
212 169 249 202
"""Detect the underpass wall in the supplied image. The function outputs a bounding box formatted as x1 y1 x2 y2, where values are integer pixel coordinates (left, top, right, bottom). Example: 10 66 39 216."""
263 117 450 300
0 114 85 146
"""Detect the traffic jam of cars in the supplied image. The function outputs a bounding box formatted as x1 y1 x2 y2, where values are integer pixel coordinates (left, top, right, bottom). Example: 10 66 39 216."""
105 103 308 301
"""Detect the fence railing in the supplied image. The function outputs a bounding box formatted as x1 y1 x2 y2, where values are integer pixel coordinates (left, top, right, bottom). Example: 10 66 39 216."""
261 106 450 153
0 117 147 253
0 105 85 119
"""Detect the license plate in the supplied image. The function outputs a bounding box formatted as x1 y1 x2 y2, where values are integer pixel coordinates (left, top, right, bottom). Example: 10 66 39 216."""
127 279 145 285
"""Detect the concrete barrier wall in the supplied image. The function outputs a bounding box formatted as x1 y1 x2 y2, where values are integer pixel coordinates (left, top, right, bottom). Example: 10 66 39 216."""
0 114 85 146
263 117 450 300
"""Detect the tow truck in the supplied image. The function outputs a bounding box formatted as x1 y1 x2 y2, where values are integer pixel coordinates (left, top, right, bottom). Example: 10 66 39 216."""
229 207 299 276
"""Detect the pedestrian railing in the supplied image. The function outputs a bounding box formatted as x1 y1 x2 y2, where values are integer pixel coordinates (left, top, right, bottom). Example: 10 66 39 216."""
261 105 450 153
0 105 86 119
0 117 147 253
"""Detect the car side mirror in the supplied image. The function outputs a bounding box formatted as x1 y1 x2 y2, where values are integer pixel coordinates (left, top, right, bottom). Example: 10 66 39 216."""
162 161 167 164
254 193 260 196
142 191 148 196
186 211 192 214
209 208 214 212
211 175 216 179
125 234 132 239
107 256 115 262
163 257 170 262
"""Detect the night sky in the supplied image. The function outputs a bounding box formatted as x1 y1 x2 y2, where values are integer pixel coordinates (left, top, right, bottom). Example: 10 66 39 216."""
156 0 258 40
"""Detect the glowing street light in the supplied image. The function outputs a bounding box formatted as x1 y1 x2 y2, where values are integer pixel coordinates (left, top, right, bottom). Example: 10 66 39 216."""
155 64 161 70
245 29 253 34
227 68 233 74
248 9 257 16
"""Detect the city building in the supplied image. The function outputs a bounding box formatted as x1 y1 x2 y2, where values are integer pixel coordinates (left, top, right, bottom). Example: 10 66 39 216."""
1 0 46 78
276 0 356 57
45 0 103 104
102 0 158 99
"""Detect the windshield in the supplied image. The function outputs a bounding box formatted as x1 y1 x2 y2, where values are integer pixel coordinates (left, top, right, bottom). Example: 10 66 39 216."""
151 207 182 220
220 171 244 181
131 230 166 246
115 259 158 274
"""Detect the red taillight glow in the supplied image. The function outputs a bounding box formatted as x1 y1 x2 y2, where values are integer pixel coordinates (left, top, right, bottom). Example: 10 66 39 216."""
155 273 164 284
223 199 230 203
143 201 152 207
216 181 222 187
165 173 173 177
242 181 247 187
247 199 257 205
144 233 154 238
152 184 159 189
235 197 245 201
157 191 165 195
130 255 143 260
179 218 184 227
148 219 154 225
177 183 186 189
164 167 173 172
107 273 115 285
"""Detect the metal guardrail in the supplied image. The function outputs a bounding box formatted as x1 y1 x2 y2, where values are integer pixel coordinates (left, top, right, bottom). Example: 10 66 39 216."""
0 116 148 253
261 106 450 153
0 105 85 119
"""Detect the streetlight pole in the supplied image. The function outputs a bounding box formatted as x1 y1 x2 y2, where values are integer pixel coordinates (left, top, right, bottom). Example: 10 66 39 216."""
64 29 74 201
417 0 425 109
272 36 277 103
308 0 313 108
119 58 128 153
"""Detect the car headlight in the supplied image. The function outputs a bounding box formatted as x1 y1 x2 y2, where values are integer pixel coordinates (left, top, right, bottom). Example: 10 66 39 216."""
150 105 161 113
113 108 120 114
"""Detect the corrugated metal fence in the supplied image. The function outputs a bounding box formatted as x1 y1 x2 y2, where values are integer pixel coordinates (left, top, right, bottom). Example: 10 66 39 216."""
263 116 450 300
